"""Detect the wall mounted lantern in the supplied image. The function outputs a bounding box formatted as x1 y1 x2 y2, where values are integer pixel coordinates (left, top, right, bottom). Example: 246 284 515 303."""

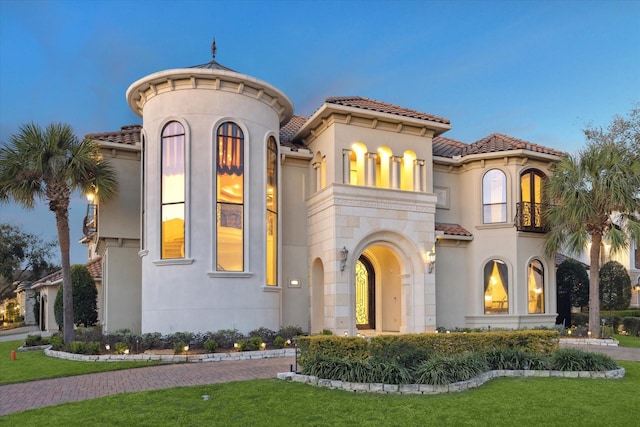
427 250 436 274
340 246 349 271
634 277 640 292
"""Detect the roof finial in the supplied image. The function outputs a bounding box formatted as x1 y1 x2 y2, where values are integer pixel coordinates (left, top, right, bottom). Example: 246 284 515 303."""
211 38 217 60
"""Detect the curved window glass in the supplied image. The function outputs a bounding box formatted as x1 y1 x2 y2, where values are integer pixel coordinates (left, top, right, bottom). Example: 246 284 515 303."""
483 169 507 223
528 260 545 313
266 136 278 286
161 122 185 259
216 122 244 271
483 259 508 314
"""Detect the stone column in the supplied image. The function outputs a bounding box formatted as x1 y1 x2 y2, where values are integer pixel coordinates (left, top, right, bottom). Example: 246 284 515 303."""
342 149 352 184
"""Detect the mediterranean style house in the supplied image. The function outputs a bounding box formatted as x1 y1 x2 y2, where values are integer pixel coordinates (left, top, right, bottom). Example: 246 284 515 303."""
26 43 640 335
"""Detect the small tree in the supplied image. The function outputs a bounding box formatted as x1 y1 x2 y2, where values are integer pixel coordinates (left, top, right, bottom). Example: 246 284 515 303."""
599 261 632 311
54 264 98 328
557 259 589 308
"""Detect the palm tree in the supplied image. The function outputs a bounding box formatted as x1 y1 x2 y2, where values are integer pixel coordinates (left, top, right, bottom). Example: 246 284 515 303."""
0 123 117 343
544 117 640 338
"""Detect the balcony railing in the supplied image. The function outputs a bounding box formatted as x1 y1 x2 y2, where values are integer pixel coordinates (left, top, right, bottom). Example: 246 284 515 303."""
515 202 548 233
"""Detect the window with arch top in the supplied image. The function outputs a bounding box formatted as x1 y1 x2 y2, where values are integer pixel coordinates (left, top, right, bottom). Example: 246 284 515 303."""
266 136 278 285
483 169 507 223
161 121 185 259
527 260 545 314
484 259 508 314
216 122 244 272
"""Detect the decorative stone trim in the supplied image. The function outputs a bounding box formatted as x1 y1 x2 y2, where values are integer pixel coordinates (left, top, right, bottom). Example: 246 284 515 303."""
44 347 296 363
559 338 619 346
277 367 626 394
18 345 51 352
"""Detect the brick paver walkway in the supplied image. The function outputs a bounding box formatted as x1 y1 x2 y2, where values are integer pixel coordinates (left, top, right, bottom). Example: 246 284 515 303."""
0 356 294 416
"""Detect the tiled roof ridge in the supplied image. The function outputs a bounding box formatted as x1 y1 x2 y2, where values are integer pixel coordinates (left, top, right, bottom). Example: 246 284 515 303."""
325 96 450 125
32 257 103 285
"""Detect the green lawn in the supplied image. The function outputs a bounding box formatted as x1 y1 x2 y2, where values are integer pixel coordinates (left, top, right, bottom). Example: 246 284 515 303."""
2 361 638 426
0 340 158 385
614 334 640 348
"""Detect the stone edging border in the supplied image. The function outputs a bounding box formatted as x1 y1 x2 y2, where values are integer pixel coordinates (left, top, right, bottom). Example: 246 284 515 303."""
41 346 296 363
559 338 619 346
277 367 626 395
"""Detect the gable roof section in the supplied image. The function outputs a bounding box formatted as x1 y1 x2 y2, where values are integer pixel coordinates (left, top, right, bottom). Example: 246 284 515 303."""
86 125 142 146
464 133 565 157
31 257 103 288
326 96 450 125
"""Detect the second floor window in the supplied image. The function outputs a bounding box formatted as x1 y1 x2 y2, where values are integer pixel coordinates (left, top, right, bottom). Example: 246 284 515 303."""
520 169 545 229
483 169 507 223
216 122 244 271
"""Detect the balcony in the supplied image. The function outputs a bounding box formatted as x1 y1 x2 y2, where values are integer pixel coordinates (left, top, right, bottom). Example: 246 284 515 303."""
515 202 547 233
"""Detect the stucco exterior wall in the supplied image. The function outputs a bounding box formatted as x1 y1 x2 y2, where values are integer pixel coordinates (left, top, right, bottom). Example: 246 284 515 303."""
101 241 141 333
135 75 289 334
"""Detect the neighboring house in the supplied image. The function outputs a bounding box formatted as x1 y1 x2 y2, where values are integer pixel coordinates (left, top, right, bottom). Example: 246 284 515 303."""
77 44 569 336
30 257 102 332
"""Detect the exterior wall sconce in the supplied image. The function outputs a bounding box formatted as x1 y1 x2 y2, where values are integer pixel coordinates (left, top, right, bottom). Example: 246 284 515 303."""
634 277 640 292
340 246 349 271
427 250 436 274
83 190 98 237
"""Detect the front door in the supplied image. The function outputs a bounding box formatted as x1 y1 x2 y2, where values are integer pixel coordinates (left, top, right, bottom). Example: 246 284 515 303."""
356 256 375 330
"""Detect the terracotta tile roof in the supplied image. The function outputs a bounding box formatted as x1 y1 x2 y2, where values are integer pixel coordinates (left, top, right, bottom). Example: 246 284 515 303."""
32 257 102 286
326 96 450 125
432 136 467 158
463 133 565 156
435 222 472 237
86 125 142 145
280 115 307 148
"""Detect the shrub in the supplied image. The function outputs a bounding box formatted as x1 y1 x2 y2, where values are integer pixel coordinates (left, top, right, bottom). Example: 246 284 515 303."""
86 341 101 355
599 261 632 310
582 352 618 371
173 341 187 354
556 259 589 308
54 264 99 329
550 348 618 371
237 337 263 352
114 342 128 355
50 334 64 350
367 359 413 384
166 332 195 349
277 325 304 340
249 327 276 344
369 335 433 368
319 329 333 335
622 317 640 336
25 334 43 347
204 339 218 353
571 312 589 327
273 336 287 349
211 329 244 349
141 332 163 351
414 353 488 385
69 341 87 354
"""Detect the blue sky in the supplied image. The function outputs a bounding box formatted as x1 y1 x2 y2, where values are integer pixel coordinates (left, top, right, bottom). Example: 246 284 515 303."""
1 0 639 266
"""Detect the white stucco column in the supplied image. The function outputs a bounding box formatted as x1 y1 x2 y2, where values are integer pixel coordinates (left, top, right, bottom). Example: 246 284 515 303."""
365 152 377 187
342 149 352 184
391 156 402 189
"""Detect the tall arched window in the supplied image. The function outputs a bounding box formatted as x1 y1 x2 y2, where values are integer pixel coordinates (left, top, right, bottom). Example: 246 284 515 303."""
266 136 278 286
519 169 545 230
483 259 508 314
401 150 416 191
527 260 545 314
216 122 244 271
161 121 185 259
483 169 507 223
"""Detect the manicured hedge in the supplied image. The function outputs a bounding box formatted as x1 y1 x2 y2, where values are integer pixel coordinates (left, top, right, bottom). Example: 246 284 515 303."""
297 330 559 369
622 317 640 336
